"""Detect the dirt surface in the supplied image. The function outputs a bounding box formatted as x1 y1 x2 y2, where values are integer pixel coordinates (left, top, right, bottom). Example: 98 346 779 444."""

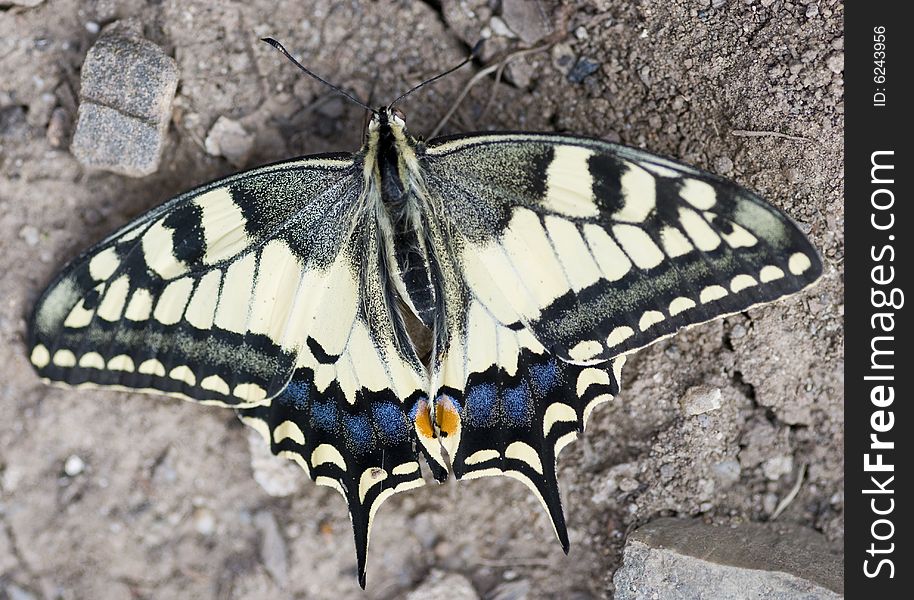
0 1 843 598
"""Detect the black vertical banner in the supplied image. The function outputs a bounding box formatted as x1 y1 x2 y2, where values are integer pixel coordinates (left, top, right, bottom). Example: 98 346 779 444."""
846 3 911 598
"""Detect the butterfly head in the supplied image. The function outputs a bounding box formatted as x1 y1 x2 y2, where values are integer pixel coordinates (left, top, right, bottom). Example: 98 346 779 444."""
369 106 408 135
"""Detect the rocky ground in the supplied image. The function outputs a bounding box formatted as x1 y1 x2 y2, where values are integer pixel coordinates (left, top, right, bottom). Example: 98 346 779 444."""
0 1 843 598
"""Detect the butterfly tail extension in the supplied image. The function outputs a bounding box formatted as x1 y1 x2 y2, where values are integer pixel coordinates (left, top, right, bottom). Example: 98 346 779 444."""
430 310 625 550
237 367 427 587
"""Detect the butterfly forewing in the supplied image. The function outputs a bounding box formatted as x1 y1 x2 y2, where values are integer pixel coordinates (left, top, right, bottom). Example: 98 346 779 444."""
30 155 357 404
423 133 821 363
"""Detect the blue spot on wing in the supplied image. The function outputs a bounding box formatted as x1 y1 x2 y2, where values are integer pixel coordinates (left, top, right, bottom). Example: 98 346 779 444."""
466 383 497 426
311 400 337 432
503 382 531 425
373 401 407 444
344 413 373 454
528 359 559 398
280 380 310 411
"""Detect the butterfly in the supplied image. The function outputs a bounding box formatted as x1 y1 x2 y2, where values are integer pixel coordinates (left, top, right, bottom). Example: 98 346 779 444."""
27 39 822 587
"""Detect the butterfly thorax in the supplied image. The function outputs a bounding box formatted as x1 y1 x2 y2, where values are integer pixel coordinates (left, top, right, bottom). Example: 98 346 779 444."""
366 108 441 332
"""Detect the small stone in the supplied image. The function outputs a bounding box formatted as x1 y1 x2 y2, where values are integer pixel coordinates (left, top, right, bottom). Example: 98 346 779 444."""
63 454 85 476
574 26 589 40
71 33 178 177
679 385 722 416
4 583 37 600
489 16 516 38
826 53 844 74
205 116 255 167
713 155 733 175
27 92 57 128
5 0 46 7
489 579 531 600
614 518 843 599
247 429 303 497
712 459 742 486
712 0 727 8
501 0 552 45
85 21 101 34
254 510 289 587
567 57 601 83
18 225 40 247
46 107 70 148
805 4 819 17
407 570 479 600
619 477 640 492
763 455 794 481
192 507 216 535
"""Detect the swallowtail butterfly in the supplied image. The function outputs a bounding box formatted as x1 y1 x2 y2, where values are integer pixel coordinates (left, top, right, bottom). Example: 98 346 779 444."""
27 39 822 586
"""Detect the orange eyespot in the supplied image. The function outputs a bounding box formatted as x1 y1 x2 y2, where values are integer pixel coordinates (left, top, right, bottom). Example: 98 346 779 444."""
434 396 461 438
414 398 436 439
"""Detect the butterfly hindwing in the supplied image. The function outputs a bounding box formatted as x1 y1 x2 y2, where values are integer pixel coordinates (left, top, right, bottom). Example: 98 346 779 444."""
235 216 432 586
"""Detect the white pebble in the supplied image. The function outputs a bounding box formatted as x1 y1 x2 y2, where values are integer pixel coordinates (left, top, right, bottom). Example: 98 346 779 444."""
193 507 216 535
64 454 85 476
18 225 39 247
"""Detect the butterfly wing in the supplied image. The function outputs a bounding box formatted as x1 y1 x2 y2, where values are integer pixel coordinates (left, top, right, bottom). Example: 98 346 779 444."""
419 133 822 542
27 154 429 585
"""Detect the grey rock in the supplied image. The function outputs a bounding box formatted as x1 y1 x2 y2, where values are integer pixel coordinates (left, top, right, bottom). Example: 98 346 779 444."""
406 570 479 600
71 33 178 176
78 34 178 121
5 0 45 7
711 459 742 487
613 517 843 599
501 0 552 45
254 510 289 588
71 104 165 177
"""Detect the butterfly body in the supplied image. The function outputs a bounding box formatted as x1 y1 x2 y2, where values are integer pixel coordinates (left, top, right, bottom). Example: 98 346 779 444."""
28 105 821 586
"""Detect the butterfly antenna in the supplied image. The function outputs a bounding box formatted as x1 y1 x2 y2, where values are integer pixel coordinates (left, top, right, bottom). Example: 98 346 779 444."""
388 40 484 109
261 38 376 113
